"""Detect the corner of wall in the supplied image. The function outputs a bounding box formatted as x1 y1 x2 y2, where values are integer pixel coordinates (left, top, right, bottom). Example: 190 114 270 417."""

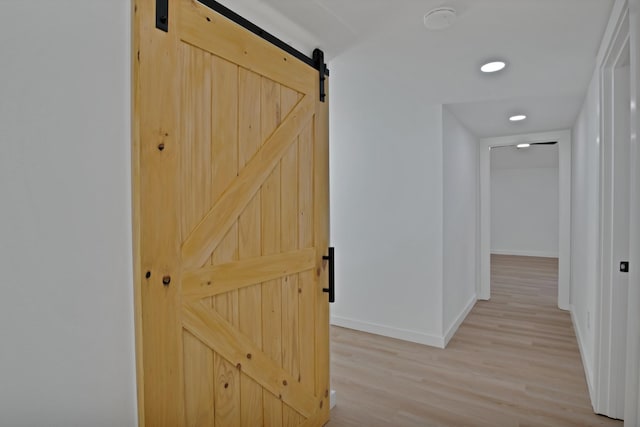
330 315 446 348
441 109 479 341
443 294 477 347
440 104 447 338
571 304 596 409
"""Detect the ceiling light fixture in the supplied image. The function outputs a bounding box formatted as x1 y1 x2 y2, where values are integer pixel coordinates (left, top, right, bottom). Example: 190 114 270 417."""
509 114 527 122
517 143 530 149
480 61 506 73
423 7 457 31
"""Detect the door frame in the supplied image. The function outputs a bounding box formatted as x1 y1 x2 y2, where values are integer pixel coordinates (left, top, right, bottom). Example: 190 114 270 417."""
478 130 572 309
596 2 630 417
626 0 640 422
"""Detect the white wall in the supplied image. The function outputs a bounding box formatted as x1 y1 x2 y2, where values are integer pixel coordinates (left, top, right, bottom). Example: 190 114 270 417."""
490 166 559 258
0 2 136 426
571 70 600 396
442 108 478 344
329 49 445 346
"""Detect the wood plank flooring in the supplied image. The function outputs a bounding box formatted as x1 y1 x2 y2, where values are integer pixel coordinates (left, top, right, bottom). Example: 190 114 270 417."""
327 255 622 426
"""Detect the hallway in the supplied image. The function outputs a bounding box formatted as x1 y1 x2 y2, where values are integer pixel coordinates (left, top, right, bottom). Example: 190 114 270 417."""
327 255 622 426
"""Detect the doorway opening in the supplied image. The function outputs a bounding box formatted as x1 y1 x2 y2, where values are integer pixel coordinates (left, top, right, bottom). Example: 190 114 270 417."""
490 143 559 258
479 130 572 309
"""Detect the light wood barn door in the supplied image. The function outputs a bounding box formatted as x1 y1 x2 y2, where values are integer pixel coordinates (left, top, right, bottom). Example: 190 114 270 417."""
132 1 330 426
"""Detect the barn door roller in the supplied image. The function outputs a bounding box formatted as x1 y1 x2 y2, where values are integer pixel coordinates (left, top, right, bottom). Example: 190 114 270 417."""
155 0 328 101
313 49 327 102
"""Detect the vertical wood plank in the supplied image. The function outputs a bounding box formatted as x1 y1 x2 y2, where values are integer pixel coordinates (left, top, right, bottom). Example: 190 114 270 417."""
179 44 215 427
212 225 240 322
212 54 240 315
283 404 303 426
179 45 212 243
298 122 316 396
238 68 262 166
133 0 185 425
261 77 284 427
211 55 241 427
184 331 215 427
314 80 331 421
214 351 241 427
211 56 239 205
281 85 302 427
238 67 264 427
281 87 302 116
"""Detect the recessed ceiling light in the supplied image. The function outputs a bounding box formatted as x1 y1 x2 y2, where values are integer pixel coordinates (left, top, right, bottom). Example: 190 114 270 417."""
481 61 506 73
517 143 530 148
509 114 527 122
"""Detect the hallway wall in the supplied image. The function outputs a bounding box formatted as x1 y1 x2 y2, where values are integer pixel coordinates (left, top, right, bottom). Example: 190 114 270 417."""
443 108 479 343
0 2 136 426
571 70 600 397
329 59 445 344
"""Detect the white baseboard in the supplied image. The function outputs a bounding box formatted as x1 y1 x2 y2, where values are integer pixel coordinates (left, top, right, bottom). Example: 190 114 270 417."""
444 294 477 347
330 315 445 348
571 304 596 409
491 249 559 258
330 390 336 409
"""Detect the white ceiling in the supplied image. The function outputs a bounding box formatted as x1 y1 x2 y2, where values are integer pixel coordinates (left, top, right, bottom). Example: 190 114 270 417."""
254 0 614 137
491 144 559 170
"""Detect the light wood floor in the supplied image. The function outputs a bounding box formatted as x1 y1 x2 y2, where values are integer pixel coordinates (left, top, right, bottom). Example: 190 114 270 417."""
327 255 622 427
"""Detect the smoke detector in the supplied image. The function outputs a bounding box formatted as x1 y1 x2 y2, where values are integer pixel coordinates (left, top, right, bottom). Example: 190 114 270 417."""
424 7 457 30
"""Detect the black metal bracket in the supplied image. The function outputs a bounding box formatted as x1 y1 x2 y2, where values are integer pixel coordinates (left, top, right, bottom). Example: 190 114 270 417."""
621 261 629 273
322 247 335 303
313 49 327 102
156 0 169 32
195 1 330 90
156 1 329 98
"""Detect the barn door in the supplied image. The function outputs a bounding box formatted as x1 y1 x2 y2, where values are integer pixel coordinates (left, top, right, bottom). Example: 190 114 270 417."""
132 0 330 426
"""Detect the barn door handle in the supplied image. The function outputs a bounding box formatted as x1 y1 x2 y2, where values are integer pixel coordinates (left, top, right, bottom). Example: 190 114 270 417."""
322 247 335 303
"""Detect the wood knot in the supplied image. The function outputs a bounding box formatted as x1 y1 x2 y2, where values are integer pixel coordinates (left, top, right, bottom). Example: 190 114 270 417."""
246 353 252 360
224 383 229 389
282 380 288 386
236 363 242 370
145 271 151 279
158 143 165 151
162 276 171 286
